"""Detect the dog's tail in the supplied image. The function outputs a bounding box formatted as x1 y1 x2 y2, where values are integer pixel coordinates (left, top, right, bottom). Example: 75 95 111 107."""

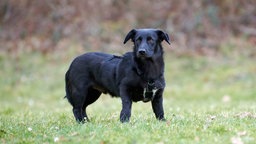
64 69 71 100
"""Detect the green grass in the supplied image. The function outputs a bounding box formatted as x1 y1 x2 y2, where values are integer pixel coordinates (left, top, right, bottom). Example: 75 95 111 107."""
1 46 256 143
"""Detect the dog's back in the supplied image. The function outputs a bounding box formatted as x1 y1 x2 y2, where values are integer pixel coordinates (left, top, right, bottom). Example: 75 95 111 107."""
65 53 122 106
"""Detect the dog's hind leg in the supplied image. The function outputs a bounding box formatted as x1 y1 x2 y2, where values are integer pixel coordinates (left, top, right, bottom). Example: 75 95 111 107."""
82 87 102 121
68 83 90 123
71 90 87 123
65 71 85 123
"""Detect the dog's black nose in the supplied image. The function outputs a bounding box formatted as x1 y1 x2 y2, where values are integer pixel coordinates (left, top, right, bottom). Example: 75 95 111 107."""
139 50 146 55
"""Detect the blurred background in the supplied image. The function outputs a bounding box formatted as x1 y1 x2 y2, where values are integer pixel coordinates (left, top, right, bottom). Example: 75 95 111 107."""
0 0 255 54
0 0 256 113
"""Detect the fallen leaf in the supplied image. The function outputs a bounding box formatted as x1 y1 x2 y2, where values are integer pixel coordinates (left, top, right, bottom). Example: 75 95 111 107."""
28 127 32 131
231 137 243 144
70 132 79 136
237 131 247 137
210 115 216 120
194 136 200 142
222 95 231 103
166 120 171 126
235 112 256 119
54 137 59 142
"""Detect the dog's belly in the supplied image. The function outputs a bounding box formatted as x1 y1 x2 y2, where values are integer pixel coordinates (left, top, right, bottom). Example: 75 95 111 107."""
92 54 121 97
92 84 117 97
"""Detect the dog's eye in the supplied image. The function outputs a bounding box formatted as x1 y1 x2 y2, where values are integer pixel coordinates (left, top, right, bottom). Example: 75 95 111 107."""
136 38 142 43
147 37 154 44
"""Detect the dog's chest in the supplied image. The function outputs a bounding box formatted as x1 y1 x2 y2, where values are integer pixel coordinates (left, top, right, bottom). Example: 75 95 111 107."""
128 83 159 102
142 86 159 102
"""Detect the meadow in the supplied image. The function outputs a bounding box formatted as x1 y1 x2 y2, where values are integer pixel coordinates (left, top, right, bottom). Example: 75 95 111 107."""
0 42 256 144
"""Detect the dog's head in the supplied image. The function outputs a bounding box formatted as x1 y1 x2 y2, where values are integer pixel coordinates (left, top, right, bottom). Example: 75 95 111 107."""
123 29 170 58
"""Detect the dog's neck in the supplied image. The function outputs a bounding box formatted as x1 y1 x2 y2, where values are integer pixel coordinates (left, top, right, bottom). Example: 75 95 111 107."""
133 49 164 82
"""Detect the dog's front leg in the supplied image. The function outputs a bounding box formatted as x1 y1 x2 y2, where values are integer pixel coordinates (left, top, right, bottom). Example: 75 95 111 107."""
119 86 132 123
151 89 165 121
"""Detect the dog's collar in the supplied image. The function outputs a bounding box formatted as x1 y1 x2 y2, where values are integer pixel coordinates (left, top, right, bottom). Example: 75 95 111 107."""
146 80 156 92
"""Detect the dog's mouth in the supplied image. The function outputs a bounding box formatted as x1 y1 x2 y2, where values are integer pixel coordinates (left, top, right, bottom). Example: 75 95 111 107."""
136 52 153 59
137 55 148 59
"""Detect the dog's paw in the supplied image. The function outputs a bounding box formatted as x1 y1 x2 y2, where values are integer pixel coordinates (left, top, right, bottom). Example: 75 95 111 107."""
120 115 130 123
159 118 166 121
156 116 166 122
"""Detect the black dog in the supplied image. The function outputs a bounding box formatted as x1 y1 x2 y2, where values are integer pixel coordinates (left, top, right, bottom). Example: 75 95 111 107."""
65 29 170 123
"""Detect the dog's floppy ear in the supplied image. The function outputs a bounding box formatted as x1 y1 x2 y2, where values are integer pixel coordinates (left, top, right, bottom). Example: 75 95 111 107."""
123 29 137 44
156 30 170 45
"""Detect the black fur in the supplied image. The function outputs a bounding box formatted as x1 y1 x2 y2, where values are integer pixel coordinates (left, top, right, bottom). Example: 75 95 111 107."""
65 29 170 123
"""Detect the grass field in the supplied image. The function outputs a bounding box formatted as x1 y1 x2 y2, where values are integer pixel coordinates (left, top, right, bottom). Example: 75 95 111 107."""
0 44 256 143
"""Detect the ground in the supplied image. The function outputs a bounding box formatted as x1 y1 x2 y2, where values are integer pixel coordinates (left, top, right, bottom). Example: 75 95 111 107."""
0 43 256 143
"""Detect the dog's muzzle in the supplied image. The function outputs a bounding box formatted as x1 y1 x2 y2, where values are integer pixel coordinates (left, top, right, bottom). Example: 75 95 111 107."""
137 49 147 58
138 49 146 56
